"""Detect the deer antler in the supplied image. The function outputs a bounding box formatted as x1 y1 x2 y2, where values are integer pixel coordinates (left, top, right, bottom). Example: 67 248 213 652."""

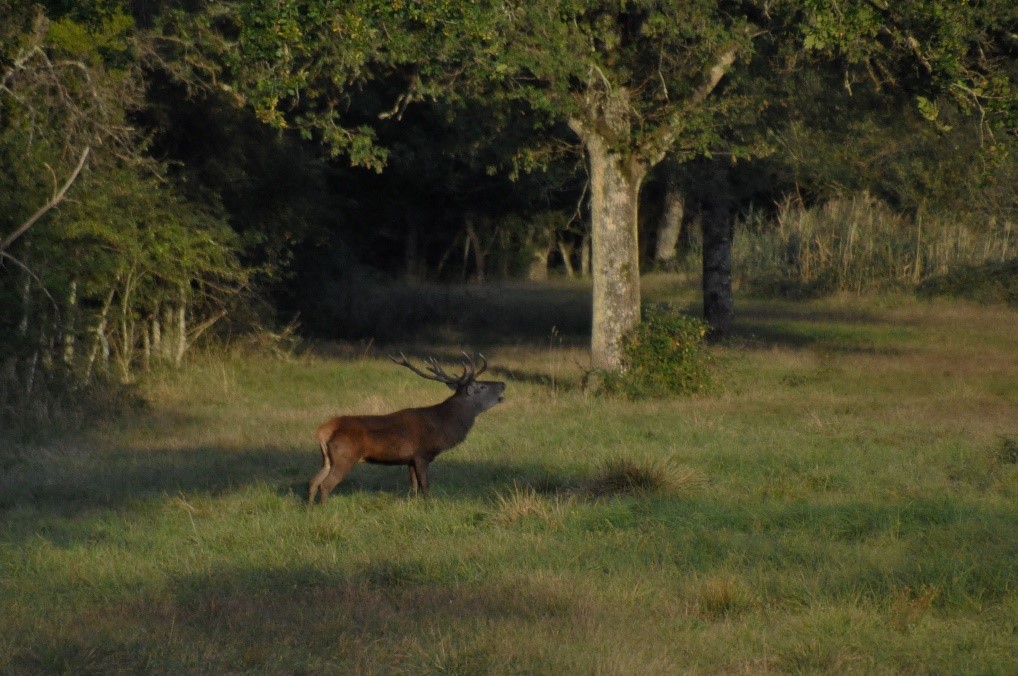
390 352 487 387
473 353 488 377
459 352 489 381
391 353 468 386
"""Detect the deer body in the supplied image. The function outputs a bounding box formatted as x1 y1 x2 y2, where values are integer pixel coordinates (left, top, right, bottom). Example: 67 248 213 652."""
309 354 504 503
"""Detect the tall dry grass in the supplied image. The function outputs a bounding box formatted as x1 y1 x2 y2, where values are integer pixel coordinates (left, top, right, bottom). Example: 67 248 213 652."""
734 194 1013 297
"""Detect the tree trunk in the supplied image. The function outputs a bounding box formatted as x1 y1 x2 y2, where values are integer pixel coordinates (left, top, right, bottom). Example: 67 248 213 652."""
161 305 174 361
655 163 685 267
702 164 734 339
404 221 421 280
527 245 549 281
464 216 485 283
174 288 187 367
151 305 162 358
142 318 151 372
85 288 115 381
558 240 576 278
581 132 644 371
62 279 77 365
18 268 30 337
116 272 135 382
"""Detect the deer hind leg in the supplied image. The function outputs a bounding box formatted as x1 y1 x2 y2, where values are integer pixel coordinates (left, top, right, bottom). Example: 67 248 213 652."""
409 462 422 496
308 438 333 505
318 449 359 503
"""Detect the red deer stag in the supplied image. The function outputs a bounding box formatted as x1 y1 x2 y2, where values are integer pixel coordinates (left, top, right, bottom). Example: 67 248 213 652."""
309 353 505 503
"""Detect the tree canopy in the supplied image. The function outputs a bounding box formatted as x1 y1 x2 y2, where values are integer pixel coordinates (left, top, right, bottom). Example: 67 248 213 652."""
1 0 1015 423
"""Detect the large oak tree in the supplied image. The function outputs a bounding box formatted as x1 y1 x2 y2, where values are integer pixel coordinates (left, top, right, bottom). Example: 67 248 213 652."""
166 0 1016 369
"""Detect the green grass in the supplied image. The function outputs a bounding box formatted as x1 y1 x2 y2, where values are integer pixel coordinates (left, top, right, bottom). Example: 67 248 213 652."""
1 283 1017 674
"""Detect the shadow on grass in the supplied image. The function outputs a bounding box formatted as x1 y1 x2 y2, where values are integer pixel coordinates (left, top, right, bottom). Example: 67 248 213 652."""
728 302 915 355
6 494 1016 673
5 563 573 674
0 443 570 521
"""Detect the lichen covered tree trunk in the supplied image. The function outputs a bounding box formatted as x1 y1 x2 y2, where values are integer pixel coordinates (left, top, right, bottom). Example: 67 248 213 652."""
582 132 645 371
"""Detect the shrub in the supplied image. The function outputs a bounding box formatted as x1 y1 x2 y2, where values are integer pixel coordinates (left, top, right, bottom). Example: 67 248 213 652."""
596 303 712 399
916 259 1018 307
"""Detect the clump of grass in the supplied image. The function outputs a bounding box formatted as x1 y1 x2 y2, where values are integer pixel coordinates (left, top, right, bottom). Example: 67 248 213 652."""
995 436 1018 465
587 455 706 497
685 572 757 621
494 483 570 526
889 585 940 631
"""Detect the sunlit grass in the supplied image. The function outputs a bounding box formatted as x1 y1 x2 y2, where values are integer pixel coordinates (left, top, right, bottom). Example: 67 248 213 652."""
1 287 1016 673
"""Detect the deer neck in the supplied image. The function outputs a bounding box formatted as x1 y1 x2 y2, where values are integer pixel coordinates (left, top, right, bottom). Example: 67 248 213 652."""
428 395 478 447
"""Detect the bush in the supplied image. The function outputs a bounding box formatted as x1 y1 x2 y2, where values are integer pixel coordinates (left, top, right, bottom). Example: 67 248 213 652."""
0 368 142 447
916 259 1018 307
596 303 712 399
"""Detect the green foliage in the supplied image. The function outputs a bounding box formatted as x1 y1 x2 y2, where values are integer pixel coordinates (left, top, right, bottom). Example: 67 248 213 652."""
165 1 770 169
1 6 253 406
801 0 1018 133
598 303 712 399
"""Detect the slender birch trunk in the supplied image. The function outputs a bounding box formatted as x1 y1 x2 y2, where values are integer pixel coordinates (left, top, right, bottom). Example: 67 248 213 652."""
558 240 576 278
464 216 486 283
174 287 187 367
84 288 116 381
161 305 174 362
62 279 77 365
151 303 162 357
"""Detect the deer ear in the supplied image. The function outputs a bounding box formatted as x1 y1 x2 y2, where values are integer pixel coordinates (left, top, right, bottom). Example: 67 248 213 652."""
446 381 460 391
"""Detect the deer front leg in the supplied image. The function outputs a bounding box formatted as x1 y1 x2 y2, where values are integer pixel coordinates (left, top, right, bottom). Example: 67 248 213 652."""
412 456 430 497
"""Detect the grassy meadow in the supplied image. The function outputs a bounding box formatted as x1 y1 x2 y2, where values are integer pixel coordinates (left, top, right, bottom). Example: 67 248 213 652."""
1 277 1016 674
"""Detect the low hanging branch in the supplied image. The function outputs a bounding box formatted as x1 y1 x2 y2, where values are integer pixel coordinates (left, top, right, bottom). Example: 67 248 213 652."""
0 146 90 253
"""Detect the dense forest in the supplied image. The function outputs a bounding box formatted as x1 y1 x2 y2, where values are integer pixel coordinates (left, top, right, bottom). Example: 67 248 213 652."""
2 1 1016 423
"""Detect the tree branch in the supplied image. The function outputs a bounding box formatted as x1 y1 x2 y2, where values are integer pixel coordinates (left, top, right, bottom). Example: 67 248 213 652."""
637 44 743 167
0 146 90 252
0 251 60 312
689 47 739 107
